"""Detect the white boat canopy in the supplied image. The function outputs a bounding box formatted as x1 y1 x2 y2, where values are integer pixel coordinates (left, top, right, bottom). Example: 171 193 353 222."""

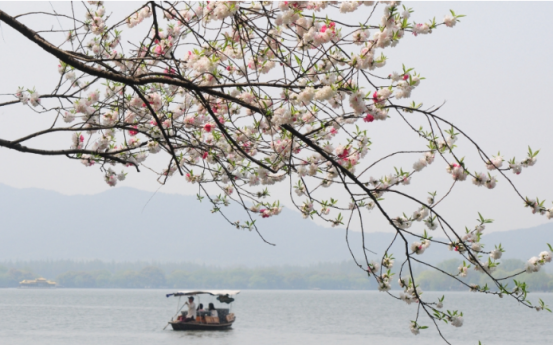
166 290 240 298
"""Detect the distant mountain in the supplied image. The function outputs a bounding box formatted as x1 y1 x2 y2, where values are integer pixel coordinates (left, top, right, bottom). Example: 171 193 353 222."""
0 184 551 266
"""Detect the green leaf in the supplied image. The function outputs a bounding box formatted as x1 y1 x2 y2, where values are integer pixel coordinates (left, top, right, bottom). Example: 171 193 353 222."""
293 55 304 72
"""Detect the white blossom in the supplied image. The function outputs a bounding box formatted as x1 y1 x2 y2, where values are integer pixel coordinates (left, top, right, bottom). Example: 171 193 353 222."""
525 256 541 273
451 316 463 327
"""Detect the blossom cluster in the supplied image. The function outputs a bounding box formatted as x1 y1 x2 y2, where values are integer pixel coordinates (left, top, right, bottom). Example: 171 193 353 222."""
15 87 40 107
398 277 423 305
525 249 553 273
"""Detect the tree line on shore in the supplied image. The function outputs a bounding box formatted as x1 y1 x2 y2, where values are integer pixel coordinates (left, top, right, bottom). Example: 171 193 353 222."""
0 259 551 291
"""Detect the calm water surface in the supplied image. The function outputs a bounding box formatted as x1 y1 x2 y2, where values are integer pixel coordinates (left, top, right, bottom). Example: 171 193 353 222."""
0 289 551 345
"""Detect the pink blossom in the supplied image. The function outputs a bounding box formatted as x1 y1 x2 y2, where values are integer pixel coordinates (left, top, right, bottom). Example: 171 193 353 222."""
260 209 272 218
364 114 375 123
129 126 138 136
154 45 164 56
338 148 349 160
320 22 336 33
349 154 359 166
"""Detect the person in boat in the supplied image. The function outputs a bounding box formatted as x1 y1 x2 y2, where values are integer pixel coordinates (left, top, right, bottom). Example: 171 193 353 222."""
208 303 218 317
183 296 196 322
196 303 204 312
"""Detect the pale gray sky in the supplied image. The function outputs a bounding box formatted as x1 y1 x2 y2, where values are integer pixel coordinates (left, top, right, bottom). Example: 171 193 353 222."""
0 2 552 234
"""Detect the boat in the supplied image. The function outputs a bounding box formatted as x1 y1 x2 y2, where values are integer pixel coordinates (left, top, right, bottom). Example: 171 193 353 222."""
19 277 56 288
165 290 239 331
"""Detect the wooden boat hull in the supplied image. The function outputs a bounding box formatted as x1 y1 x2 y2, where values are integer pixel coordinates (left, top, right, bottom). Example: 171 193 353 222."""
170 320 234 331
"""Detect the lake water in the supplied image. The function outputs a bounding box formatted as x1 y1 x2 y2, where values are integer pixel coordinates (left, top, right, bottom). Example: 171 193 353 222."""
0 289 551 345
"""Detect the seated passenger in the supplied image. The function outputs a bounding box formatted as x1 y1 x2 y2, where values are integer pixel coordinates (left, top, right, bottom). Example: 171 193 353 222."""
196 303 204 312
208 303 218 317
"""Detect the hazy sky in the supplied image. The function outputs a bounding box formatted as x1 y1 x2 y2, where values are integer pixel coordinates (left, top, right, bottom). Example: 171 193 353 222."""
0 2 552 234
